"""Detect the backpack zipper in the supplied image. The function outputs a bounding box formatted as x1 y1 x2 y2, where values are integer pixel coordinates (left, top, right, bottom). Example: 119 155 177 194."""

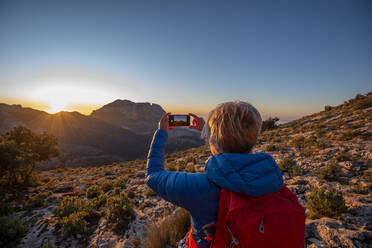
259 218 264 234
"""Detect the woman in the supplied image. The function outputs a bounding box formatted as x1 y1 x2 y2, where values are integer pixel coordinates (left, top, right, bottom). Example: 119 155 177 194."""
146 101 285 247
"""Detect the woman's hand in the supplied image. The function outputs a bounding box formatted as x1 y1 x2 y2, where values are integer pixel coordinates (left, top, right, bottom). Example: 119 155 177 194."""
188 113 205 131
159 113 174 132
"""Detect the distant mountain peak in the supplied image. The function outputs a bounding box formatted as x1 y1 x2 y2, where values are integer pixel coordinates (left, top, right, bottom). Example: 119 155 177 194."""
90 99 166 134
102 99 163 111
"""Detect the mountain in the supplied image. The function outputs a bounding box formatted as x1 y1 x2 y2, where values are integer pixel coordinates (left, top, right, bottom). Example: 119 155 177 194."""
2 93 371 248
0 100 204 168
90 99 204 152
90 100 165 134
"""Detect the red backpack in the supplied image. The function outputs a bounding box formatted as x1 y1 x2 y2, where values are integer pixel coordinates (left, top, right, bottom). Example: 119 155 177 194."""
185 186 305 248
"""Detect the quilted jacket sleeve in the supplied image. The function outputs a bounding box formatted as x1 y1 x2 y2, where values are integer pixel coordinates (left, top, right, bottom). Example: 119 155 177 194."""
145 129 210 212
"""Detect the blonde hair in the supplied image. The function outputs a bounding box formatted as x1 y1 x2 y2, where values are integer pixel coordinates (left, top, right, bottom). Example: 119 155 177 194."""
201 101 262 153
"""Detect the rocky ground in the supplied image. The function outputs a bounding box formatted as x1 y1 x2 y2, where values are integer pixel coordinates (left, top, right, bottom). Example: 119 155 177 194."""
2 93 371 248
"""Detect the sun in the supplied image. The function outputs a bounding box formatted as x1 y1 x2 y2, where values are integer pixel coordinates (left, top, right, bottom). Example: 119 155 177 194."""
48 101 68 113
28 83 116 114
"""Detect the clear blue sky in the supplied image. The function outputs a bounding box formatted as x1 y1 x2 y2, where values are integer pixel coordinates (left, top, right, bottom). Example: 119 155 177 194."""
0 0 371 120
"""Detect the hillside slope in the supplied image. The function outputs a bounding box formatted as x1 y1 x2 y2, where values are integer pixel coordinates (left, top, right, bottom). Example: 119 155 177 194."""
1 93 371 248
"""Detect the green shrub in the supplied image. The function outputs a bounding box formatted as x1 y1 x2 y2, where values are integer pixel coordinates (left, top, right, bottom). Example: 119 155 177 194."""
185 164 196 173
91 194 107 210
56 196 93 218
335 152 350 162
114 176 129 188
113 187 121 196
0 201 12 216
306 187 346 219
362 169 372 182
265 144 277 152
292 135 305 148
261 117 279 132
177 161 187 171
278 158 303 177
166 163 178 171
278 158 296 171
55 196 101 236
0 215 26 244
351 183 370 194
60 211 88 236
318 162 341 181
86 185 103 198
102 180 114 192
125 189 136 199
324 105 333 111
107 193 134 228
144 208 190 248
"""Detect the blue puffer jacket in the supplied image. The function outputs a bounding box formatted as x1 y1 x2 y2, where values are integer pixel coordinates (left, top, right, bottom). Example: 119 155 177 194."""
146 129 283 248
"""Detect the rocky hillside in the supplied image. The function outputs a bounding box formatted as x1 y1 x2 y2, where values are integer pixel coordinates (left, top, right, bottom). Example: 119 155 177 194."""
1 93 371 248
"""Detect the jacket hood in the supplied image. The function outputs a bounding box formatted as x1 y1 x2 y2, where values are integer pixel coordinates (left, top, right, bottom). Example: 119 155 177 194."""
205 152 283 197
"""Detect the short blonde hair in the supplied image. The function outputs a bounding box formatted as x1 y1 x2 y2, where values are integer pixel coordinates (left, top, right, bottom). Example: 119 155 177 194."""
202 101 262 153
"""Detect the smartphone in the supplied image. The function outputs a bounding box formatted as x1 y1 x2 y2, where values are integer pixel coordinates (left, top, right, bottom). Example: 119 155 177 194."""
169 114 190 127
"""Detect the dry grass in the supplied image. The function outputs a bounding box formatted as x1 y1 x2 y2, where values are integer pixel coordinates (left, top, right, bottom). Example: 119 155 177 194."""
144 208 190 248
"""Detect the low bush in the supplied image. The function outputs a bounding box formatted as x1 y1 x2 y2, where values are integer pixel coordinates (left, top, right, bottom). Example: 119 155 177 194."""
166 163 178 171
261 117 279 132
55 196 98 236
265 144 277 152
317 162 341 181
362 169 372 182
185 164 196 173
306 187 346 219
101 180 115 192
335 152 350 162
139 200 157 210
56 196 93 218
144 208 190 248
0 201 12 216
278 158 303 177
92 194 107 210
60 211 87 236
177 161 187 171
292 135 305 149
86 185 103 198
324 105 333 111
351 183 370 195
125 188 136 199
114 176 129 188
0 215 26 245
107 193 134 228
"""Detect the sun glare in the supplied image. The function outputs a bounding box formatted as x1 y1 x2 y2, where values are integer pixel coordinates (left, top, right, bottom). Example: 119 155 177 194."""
26 83 117 115
48 101 67 113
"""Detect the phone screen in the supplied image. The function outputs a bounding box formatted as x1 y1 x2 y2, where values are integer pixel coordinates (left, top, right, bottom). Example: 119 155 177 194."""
169 115 190 127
